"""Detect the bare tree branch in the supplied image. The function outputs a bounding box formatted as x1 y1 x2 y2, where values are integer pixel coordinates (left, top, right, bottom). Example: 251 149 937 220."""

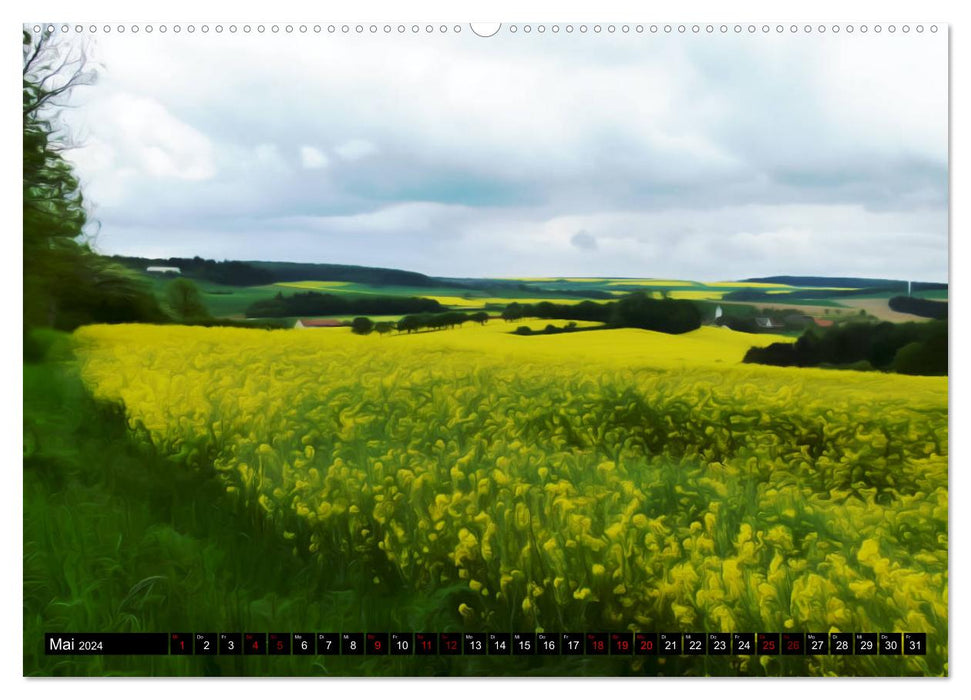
23 30 96 119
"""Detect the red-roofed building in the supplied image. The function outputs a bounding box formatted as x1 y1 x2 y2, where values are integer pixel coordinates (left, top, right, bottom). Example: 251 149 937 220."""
294 318 343 328
812 317 834 328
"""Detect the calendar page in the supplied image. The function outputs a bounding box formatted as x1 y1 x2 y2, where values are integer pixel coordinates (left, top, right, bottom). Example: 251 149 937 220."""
23 19 948 678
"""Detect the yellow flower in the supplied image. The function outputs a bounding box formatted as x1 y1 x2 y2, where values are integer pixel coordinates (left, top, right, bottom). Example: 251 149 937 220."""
849 580 876 599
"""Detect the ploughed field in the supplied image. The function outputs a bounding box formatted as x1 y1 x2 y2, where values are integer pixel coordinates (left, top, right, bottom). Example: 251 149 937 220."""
74 320 948 675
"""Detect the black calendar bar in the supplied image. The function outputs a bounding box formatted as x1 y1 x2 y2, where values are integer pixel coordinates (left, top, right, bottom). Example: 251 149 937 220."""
43 632 929 656
45 633 169 655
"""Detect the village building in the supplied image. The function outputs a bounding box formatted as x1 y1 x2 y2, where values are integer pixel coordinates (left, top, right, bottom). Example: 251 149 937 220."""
294 318 343 329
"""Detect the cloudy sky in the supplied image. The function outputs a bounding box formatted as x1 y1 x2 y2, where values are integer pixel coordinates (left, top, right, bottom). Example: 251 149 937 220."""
59 27 948 281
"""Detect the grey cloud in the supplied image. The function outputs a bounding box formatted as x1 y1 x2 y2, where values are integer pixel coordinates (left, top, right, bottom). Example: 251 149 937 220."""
570 231 598 250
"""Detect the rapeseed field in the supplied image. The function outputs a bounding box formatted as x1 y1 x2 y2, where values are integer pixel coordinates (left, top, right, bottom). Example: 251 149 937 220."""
74 321 947 675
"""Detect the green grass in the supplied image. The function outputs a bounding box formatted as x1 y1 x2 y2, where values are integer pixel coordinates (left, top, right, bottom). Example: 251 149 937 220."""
141 276 280 318
911 290 949 300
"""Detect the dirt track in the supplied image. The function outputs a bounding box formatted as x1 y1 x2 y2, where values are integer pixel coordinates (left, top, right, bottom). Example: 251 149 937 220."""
835 298 934 323
719 298 931 323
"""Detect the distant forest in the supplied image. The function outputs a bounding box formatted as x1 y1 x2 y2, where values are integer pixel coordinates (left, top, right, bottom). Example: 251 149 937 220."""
501 293 702 334
888 296 948 320
247 291 445 318
744 320 947 375
112 255 465 289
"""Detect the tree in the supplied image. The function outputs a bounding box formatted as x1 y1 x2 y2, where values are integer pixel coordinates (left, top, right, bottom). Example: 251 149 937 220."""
351 317 374 335
166 278 209 321
471 311 490 325
24 29 95 327
501 303 525 322
397 316 420 334
612 293 701 334
374 321 394 335
23 29 164 331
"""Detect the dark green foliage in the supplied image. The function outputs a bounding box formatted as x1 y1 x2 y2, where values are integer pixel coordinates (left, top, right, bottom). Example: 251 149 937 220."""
373 321 395 335
166 278 210 321
177 318 290 330
243 260 460 288
438 312 469 329
511 322 584 337
506 283 614 299
504 300 610 323
152 257 274 285
721 316 761 333
889 296 948 320
501 303 526 322
470 311 490 325
23 328 73 364
246 292 445 318
351 317 374 335
52 255 169 330
396 315 421 334
113 256 469 289
744 320 948 375
502 293 702 334
894 329 948 375
392 311 471 334
611 293 701 334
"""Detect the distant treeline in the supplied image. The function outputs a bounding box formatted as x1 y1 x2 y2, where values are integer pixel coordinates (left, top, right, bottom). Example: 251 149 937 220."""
249 261 464 288
743 320 947 375
446 278 618 300
113 255 277 286
247 291 445 318
352 311 490 335
513 322 583 336
889 296 948 320
114 256 465 289
482 282 615 300
500 293 702 334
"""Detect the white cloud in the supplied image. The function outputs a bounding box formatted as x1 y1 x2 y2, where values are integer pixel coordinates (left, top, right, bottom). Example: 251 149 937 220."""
334 139 378 161
62 93 215 206
299 146 329 169
57 31 947 280
101 94 214 180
